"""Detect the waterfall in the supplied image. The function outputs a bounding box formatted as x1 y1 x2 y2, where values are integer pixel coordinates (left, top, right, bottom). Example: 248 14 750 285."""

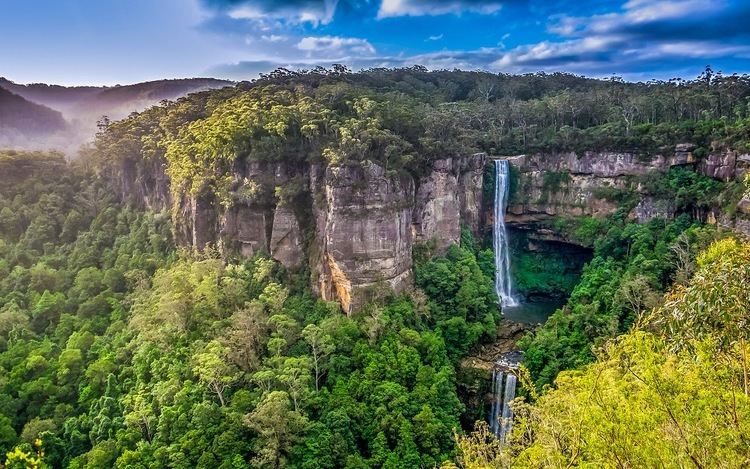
494 159 518 307
488 357 519 443
489 369 502 435
498 373 517 442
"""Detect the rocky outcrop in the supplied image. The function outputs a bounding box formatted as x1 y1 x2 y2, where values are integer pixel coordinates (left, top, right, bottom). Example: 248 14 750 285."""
505 150 690 227
516 150 677 177
694 150 750 237
111 139 750 310
458 154 486 235
460 320 531 372
630 197 676 224
312 162 415 313
109 156 172 212
699 149 750 182
114 154 485 310
311 156 486 312
414 158 461 251
503 152 654 239
269 205 303 269
413 154 484 250
500 144 750 241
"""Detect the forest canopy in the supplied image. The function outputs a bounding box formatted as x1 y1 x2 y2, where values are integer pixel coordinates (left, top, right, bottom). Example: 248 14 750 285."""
3 67 750 467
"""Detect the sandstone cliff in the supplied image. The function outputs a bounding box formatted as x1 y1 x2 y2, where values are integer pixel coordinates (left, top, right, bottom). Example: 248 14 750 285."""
110 142 750 309
503 144 750 240
111 154 486 311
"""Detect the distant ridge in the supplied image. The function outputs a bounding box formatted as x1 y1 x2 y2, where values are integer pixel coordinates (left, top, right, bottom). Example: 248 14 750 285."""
0 77 234 117
0 87 67 136
0 77 101 112
0 77 234 154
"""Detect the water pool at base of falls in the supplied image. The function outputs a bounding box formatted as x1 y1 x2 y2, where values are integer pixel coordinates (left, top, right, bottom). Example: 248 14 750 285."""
501 298 566 324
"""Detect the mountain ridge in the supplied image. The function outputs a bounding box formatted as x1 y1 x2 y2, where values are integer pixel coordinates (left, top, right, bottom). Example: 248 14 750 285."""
0 76 234 115
0 87 68 149
0 76 234 155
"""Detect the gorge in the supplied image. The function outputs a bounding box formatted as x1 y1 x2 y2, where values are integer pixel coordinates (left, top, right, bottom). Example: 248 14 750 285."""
4 68 750 467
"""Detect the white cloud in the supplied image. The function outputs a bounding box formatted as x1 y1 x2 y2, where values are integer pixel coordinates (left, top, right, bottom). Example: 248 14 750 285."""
261 34 287 42
378 0 503 19
297 36 376 54
207 0 750 82
654 41 750 59
227 0 339 25
549 0 720 37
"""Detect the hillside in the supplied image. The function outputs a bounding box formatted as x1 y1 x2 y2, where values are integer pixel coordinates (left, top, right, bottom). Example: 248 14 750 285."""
0 87 66 136
0 78 101 113
0 77 233 154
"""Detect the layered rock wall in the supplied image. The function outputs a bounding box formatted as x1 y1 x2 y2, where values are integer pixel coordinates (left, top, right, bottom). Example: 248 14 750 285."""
112 154 486 310
312 162 415 313
506 149 692 225
110 142 750 311
503 144 750 240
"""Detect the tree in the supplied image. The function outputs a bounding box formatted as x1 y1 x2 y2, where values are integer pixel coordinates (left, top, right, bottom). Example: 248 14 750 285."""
224 301 269 372
122 390 155 443
244 391 308 468
277 357 311 412
192 340 240 406
302 324 335 391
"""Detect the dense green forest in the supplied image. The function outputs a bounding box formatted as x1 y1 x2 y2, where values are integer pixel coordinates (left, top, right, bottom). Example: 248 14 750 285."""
0 149 500 467
91 66 750 208
2 68 750 467
454 237 750 468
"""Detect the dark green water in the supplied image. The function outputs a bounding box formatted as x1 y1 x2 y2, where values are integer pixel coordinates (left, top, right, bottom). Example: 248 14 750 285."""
502 299 565 324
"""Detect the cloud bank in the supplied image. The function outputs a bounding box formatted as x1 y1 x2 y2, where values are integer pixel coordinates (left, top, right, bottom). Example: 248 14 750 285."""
200 0 750 81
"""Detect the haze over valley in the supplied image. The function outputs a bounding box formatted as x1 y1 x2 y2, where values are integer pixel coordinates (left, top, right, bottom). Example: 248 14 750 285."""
0 77 232 154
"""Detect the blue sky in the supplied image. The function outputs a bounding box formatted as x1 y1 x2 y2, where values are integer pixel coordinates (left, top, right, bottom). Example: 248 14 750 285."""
1 0 749 85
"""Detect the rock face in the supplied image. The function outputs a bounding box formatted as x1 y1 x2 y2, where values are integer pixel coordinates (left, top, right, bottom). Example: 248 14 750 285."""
501 145 750 240
414 158 462 251
269 206 303 269
110 141 750 309
312 162 415 313
698 149 750 182
630 197 676 224
113 154 486 310
505 150 684 227
108 156 172 213
413 154 485 250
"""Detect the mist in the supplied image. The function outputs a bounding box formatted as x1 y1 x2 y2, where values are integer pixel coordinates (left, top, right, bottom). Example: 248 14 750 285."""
0 77 233 158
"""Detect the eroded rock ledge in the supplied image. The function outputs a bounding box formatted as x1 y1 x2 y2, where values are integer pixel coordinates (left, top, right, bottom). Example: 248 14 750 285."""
113 154 486 311
501 144 750 241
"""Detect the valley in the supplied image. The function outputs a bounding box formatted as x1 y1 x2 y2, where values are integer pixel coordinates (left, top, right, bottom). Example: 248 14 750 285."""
0 67 749 467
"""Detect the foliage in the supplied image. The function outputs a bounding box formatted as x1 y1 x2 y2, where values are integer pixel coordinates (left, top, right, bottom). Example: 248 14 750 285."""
0 152 506 467
8 66 750 467
520 215 719 388
639 166 723 211
455 239 750 468
509 233 586 300
90 67 750 223
415 244 499 361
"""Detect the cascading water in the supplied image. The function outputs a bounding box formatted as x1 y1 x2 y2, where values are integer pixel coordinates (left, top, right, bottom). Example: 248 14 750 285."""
488 353 520 443
487 161 521 442
498 373 517 442
494 159 518 307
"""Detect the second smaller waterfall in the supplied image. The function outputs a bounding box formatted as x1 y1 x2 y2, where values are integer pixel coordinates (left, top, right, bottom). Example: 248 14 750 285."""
488 353 520 443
